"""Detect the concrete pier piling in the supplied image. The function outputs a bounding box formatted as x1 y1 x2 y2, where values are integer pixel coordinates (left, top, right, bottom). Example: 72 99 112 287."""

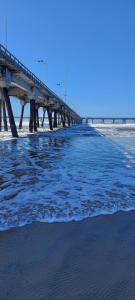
2 100 8 131
29 99 37 133
19 101 25 130
3 88 18 137
53 110 57 128
46 107 53 130
0 98 2 132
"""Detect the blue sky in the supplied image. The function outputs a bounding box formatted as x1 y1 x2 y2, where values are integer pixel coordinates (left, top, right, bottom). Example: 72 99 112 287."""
0 0 135 117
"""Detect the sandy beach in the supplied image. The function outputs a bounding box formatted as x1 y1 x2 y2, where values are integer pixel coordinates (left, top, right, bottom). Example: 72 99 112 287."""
0 211 135 299
0 127 60 141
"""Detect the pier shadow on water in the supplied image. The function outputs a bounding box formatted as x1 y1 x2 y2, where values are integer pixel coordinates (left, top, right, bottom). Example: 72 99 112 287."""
0 124 135 230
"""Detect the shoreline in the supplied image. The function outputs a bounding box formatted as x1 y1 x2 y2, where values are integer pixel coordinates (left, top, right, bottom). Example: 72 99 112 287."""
1 210 135 299
0 123 135 142
1 207 135 233
0 127 62 142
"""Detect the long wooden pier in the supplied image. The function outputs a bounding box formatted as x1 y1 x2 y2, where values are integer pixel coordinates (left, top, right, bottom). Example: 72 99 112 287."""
82 117 135 124
0 44 81 138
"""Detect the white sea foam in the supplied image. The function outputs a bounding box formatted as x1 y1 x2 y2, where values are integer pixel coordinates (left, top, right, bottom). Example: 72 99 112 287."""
0 124 135 231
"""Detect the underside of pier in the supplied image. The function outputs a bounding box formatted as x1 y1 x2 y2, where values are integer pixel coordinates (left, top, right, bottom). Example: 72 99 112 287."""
0 44 81 138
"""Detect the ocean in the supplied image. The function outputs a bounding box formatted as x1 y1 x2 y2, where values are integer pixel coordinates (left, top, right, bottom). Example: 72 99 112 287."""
0 124 135 231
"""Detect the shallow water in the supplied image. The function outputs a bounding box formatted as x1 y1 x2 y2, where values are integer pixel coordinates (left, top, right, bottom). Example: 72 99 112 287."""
0 124 135 231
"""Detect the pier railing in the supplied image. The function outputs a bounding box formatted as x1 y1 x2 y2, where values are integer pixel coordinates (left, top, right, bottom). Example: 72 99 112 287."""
82 118 135 124
0 44 79 118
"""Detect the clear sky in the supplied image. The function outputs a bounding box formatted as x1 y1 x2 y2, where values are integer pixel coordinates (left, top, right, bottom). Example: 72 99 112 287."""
0 0 135 117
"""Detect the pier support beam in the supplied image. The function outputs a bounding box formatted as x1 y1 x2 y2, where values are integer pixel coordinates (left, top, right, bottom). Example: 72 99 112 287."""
3 88 18 137
42 109 46 127
47 107 53 130
19 101 25 130
36 107 40 128
53 110 57 128
58 113 61 126
0 98 2 131
61 113 66 127
67 115 70 127
29 99 37 132
2 100 8 131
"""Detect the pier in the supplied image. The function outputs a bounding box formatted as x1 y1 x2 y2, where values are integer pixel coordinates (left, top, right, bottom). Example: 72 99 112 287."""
0 44 81 138
82 117 135 124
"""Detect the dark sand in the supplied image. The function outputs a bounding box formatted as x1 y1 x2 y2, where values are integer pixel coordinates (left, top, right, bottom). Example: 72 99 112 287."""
1 211 135 300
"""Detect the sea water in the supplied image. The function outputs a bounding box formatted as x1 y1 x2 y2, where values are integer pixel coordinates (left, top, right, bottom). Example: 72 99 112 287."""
0 124 135 231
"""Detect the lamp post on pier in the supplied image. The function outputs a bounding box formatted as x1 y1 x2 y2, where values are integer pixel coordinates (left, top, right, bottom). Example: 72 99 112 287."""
35 59 48 83
56 82 68 104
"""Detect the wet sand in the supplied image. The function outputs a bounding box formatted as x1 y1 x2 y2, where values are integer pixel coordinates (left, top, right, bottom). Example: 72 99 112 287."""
0 211 135 300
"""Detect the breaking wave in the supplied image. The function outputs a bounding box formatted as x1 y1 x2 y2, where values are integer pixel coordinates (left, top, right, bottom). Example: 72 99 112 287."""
0 124 135 231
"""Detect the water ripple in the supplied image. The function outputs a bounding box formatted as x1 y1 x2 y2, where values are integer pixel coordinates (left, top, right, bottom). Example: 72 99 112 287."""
0 125 135 230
